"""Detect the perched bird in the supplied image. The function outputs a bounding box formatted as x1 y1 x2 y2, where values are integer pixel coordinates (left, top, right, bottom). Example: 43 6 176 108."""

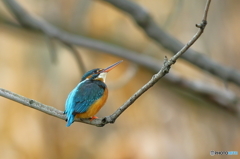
64 60 123 127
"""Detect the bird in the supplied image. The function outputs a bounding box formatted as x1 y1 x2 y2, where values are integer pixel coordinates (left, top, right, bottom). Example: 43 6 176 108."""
64 60 123 127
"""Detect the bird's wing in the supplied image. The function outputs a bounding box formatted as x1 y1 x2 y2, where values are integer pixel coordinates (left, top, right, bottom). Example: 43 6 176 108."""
69 81 105 114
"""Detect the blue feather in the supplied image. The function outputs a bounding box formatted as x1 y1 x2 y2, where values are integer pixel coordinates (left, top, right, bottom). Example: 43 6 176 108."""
65 82 83 127
65 79 105 127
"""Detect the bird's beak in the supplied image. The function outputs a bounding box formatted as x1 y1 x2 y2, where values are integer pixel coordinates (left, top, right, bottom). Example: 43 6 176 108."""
100 60 123 73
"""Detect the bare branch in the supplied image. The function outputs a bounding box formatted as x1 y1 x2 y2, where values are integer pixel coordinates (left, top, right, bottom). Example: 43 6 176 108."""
0 88 104 126
0 71 238 127
3 0 240 86
0 88 65 120
101 0 240 86
101 0 212 124
202 0 211 21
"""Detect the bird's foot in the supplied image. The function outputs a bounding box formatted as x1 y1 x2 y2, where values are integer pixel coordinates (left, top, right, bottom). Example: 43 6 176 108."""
90 116 98 121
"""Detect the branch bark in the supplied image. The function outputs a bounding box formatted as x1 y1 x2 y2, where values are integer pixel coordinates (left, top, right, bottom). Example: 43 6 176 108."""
0 0 214 126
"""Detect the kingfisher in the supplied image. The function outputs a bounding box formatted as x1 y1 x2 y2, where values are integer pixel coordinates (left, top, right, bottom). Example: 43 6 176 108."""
64 60 123 127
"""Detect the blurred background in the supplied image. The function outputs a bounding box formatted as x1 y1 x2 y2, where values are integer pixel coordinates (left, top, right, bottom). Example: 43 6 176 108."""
0 0 240 159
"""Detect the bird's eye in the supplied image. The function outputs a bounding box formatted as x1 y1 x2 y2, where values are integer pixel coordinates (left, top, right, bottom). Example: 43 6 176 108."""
95 69 102 74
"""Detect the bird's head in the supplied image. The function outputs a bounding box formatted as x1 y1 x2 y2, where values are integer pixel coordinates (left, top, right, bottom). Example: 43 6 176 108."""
81 60 123 82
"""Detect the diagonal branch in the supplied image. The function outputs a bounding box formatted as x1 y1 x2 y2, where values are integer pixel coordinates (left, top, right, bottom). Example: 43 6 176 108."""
0 0 213 127
102 0 211 124
101 0 240 86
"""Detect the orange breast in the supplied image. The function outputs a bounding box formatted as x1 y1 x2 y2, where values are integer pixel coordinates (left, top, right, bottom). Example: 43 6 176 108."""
75 88 108 118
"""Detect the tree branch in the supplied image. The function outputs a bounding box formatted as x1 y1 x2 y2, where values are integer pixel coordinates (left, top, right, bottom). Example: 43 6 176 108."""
102 0 211 124
101 0 240 86
0 88 102 126
0 0 213 126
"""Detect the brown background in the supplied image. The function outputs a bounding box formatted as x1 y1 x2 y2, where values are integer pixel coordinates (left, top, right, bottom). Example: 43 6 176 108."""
0 0 240 159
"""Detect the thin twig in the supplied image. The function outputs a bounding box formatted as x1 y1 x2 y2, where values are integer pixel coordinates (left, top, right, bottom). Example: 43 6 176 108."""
3 0 240 86
101 0 211 125
101 0 240 86
202 0 211 21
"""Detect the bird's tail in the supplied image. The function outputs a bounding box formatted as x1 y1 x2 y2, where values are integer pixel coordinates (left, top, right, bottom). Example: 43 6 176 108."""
66 113 75 127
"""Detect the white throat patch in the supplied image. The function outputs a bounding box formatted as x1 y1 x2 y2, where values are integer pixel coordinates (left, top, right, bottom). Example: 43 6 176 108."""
98 72 108 82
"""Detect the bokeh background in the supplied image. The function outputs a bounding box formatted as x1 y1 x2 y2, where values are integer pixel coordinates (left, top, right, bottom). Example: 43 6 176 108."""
0 0 240 159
